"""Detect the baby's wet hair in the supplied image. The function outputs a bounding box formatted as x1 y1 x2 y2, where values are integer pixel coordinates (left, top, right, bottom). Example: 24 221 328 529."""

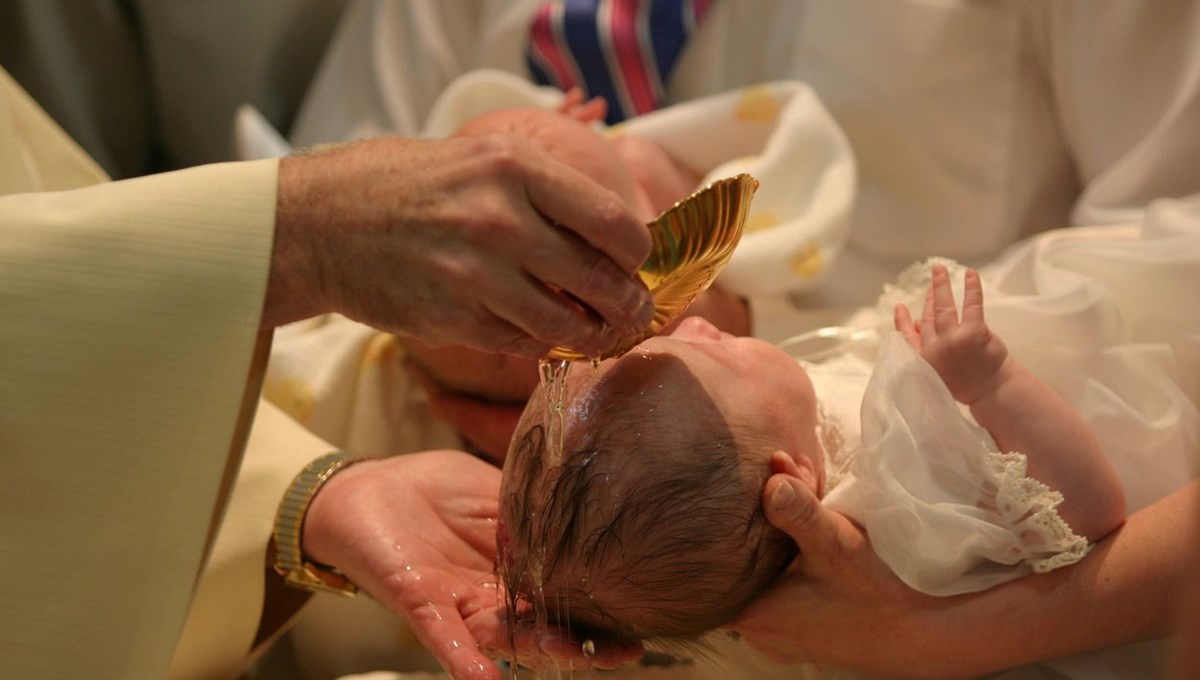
498 363 796 645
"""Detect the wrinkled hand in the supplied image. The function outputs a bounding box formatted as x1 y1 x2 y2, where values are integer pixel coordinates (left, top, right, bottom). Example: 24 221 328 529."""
269 134 656 359
893 265 1009 405
302 450 639 679
731 453 942 676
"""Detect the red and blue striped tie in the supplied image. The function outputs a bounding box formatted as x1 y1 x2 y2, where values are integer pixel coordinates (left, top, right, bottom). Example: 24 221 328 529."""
527 0 713 124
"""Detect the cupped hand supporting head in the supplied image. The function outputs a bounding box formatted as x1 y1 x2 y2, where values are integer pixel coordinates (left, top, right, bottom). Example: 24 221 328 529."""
730 452 942 678
300 450 641 680
267 134 656 358
301 451 505 679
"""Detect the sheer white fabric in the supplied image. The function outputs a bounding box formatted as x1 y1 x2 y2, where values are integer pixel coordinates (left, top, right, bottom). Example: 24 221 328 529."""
866 209 1200 514
798 201 1200 601
821 333 1089 596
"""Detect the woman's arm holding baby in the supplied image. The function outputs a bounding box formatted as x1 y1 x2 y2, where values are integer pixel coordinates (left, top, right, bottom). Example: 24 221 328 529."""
735 468 1196 679
894 265 1126 540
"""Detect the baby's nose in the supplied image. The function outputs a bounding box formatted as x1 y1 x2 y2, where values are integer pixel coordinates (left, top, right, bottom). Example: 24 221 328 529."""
670 316 722 341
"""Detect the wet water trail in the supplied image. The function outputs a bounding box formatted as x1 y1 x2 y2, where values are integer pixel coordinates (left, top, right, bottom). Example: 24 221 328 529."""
502 358 605 680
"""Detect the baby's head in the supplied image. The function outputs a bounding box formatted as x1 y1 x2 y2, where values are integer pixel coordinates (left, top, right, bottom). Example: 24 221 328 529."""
498 318 824 644
453 106 655 220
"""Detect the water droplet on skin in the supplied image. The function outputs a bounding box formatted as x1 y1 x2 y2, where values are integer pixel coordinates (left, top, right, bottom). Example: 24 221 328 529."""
392 543 406 553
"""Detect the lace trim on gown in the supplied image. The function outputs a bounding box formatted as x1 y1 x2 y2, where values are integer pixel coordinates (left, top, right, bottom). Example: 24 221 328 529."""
979 445 1091 572
814 400 855 493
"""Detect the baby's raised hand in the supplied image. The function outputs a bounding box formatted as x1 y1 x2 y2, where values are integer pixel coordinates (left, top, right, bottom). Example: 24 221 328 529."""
893 265 1010 405
557 88 608 123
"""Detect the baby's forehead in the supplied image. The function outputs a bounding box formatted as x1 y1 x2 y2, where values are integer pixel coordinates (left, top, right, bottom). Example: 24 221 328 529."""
569 353 709 411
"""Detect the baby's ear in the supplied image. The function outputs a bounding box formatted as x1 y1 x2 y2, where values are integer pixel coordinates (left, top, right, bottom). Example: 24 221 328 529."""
769 451 817 492
769 450 801 476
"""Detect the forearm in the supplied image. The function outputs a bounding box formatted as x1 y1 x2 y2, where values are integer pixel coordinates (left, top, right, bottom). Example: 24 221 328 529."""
924 480 1195 678
970 358 1125 539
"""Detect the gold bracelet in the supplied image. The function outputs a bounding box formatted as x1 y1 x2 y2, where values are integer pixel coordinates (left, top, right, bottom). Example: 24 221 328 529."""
272 451 366 596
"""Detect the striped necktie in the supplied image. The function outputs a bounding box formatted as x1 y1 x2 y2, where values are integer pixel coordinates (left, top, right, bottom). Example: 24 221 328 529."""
526 0 713 124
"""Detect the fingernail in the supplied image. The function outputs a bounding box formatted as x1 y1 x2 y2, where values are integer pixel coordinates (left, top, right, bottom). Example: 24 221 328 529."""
770 482 795 511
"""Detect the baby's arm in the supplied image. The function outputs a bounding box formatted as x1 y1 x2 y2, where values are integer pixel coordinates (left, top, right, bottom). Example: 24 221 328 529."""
894 265 1126 541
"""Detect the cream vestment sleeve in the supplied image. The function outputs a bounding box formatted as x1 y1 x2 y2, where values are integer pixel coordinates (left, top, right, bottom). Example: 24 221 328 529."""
0 67 281 679
167 401 336 680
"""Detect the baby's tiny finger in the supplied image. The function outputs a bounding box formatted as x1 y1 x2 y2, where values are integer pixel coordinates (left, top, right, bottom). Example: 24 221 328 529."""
920 285 936 338
931 265 959 334
961 268 986 325
894 304 921 349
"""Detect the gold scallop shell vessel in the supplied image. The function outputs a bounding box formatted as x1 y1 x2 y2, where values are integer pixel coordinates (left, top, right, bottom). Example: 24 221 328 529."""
547 173 759 362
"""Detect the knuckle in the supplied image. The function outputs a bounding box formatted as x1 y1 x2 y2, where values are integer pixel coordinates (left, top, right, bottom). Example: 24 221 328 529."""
471 134 526 175
534 306 588 345
438 252 485 288
578 250 625 300
592 191 627 226
589 194 650 258
474 211 522 246
507 333 552 360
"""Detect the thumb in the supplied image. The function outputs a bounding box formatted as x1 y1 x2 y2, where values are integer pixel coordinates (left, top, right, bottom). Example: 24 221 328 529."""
763 470 838 555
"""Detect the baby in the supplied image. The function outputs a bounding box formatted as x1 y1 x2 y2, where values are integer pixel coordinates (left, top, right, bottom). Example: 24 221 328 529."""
496 265 1127 645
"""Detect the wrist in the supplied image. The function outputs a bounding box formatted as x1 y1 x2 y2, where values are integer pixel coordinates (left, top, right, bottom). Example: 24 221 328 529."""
963 354 1019 408
264 153 334 328
272 451 369 595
